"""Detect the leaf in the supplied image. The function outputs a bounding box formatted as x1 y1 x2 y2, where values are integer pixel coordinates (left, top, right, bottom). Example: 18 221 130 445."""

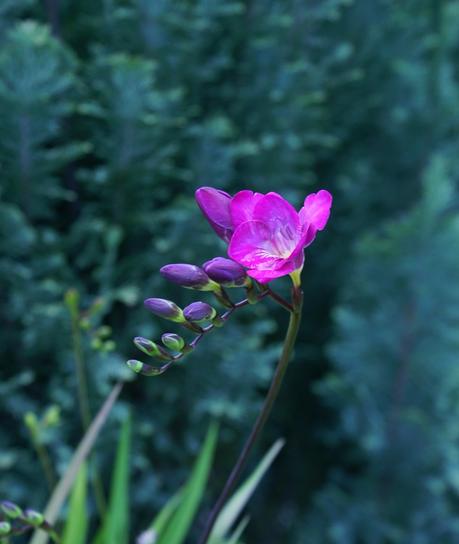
150 488 184 535
226 515 250 544
93 412 131 544
62 463 88 544
155 422 218 544
209 438 285 542
29 382 123 544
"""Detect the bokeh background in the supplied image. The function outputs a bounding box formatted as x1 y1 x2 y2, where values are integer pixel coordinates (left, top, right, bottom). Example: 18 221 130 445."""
2 0 459 542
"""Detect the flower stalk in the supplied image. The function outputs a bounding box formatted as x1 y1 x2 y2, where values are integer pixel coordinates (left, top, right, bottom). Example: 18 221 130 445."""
198 284 304 544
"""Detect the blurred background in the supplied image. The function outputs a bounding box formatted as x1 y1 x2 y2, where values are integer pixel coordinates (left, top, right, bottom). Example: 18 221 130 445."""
2 0 459 542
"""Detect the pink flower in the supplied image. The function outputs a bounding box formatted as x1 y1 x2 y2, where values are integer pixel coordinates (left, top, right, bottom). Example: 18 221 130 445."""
195 187 332 283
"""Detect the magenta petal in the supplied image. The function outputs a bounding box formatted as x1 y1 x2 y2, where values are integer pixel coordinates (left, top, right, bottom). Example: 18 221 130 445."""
299 189 332 231
247 258 298 283
228 220 284 268
230 190 264 229
195 187 233 242
253 192 300 233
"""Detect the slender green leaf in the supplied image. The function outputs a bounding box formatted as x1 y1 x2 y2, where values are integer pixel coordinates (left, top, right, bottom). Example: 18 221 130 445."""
62 463 88 544
156 422 218 544
94 412 131 544
29 382 123 544
209 438 285 542
226 515 250 544
151 488 184 535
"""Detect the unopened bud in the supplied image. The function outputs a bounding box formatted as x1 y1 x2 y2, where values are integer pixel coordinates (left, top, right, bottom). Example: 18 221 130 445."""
161 333 185 352
23 509 44 526
160 264 219 291
134 337 170 359
0 521 11 535
203 257 247 287
144 298 184 322
1 501 22 519
183 302 217 323
127 359 143 373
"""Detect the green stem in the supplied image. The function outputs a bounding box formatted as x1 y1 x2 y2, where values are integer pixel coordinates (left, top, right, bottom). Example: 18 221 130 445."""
70 314 107 517
33 440 57 492
198 286 303 544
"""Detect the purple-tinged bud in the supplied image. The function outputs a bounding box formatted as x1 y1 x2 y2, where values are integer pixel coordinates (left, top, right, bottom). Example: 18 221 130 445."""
203 257 247 287
127 359 143 373
23 509 44 526
134 337 170 359
144 298 184 322
195 187 233 242
126 359 173 377
160 264 219 291
0 521 11 536
1 501 22 519
161 333 185 352
183 302 217 323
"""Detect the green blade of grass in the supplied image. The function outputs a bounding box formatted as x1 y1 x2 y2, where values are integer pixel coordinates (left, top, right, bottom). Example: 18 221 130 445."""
62 463 88 544
151 488 183 535
209 438 285 542
226 515 250 544
29 382 123 544
93 412 131 544
156 422 218 544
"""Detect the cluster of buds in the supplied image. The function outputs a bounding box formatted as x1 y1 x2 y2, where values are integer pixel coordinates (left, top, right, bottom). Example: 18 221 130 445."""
127 258 269 376
0 501 60 542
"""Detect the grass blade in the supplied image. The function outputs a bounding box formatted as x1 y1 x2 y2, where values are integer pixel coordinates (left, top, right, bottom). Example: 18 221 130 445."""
156 422 218 544
29 382 123 544
209 438 285 542
62 463 88 544
93 412 131 544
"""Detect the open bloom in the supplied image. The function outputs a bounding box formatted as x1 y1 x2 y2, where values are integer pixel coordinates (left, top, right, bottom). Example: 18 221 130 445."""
195 187 332 283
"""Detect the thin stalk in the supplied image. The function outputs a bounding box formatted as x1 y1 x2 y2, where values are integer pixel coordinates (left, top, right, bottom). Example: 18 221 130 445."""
198 286 303 544
33 440 57 492
70 314 107 517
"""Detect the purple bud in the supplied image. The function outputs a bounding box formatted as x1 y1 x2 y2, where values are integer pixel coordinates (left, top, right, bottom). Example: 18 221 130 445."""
134 337 169 359
183 301 217 323
161 333 185 351
1 501 22 519
195 187 234 242
127 359 143 373
144 298 184 322
0 521 11 536
160 264 217 291
203 257 247 286
23 509 44 526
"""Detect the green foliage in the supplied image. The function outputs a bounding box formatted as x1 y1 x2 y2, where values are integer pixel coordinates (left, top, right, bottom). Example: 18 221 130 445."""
306 160 459 542
1 0 459 542
209 438 285 544
62 463 88 544
95 413 131 544
155 422 218 544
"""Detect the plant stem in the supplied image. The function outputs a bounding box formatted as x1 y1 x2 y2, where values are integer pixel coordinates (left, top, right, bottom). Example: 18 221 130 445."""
33 440 57 492
70 313 107 517
198 286 303 544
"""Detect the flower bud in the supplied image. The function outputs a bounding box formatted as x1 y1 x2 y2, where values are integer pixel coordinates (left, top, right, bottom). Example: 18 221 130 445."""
161 333 185 352
144 298 184 322
203 257 247 287
1 501 22 519
23 509 44 526
183 302 217 323
134 337 170 359
195 187 233 242
0 521 11 536
126 359 143 373
160 264 219 291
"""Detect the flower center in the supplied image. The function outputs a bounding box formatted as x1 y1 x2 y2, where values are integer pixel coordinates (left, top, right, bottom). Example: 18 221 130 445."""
270 224 297 258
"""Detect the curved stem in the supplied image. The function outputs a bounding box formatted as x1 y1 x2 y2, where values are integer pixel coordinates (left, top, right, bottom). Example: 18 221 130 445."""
198 287 303 544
